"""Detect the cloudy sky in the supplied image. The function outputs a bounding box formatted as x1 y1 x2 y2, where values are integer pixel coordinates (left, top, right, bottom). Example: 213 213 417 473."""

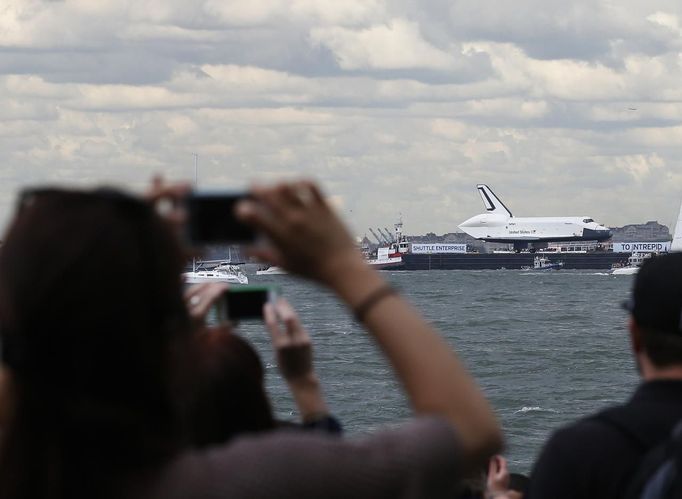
2 0 682 237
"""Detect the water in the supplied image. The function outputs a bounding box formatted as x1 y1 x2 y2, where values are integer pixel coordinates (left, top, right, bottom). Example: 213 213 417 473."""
234 270 637 474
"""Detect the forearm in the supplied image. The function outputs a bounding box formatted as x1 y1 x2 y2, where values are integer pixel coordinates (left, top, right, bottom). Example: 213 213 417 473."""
0 368 13 427
329 259 502 466
288 373 329 422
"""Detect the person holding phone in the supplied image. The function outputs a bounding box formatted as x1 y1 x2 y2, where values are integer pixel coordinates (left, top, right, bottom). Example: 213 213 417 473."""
0 180 501 499
185 283 341 444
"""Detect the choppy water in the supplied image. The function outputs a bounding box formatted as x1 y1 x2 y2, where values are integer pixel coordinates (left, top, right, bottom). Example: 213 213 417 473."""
235 269 636 474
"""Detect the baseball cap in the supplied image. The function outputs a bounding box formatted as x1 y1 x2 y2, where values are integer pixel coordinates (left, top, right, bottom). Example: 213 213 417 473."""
621 252 682 334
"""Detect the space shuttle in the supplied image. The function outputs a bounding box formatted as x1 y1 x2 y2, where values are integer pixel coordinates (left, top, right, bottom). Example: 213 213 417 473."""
458 185 611 247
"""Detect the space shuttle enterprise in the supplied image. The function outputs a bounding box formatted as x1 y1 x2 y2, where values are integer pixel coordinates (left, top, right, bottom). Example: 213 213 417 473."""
458 185 612 250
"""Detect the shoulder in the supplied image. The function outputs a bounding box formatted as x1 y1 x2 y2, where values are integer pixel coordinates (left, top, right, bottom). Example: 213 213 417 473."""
549 413 633 451
531 417 615 478
529 410 642 499
152 417 461 499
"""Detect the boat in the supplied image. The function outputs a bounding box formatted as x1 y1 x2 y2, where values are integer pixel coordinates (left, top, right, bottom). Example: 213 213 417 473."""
183 263 249 285
521 256 564 271
366 221 408 270
611 266 639 275
181 154 249 285
610 253 652 276
214 263 249 281
367 247 404 270
256 266 287 275
402 250 630 270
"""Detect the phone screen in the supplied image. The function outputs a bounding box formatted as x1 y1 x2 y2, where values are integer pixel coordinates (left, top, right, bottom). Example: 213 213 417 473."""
186 192 256 244
220 286 277 321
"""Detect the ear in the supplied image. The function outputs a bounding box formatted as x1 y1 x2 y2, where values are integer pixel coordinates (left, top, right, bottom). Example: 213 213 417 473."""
629 317 643 354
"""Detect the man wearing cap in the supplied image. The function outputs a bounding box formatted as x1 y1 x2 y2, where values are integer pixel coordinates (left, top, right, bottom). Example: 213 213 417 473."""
528 252 682 499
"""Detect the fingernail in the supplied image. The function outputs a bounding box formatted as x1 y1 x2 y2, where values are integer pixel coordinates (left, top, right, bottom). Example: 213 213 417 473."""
235 201 252 219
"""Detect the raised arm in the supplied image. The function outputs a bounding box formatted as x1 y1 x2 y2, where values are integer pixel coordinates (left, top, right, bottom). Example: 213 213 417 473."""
237 181 502 470
263 298 330 424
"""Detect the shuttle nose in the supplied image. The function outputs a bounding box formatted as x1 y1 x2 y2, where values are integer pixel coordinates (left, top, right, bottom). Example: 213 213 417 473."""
583 228 611 241
458 216 477 228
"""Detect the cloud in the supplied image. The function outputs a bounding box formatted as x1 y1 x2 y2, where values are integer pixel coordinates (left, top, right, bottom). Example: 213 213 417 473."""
1 0 682 237
447 0 682 63
310 18 457 71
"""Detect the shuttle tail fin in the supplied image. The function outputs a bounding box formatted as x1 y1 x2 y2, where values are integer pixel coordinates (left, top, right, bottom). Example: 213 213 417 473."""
476 184 513 217
671 200 682 252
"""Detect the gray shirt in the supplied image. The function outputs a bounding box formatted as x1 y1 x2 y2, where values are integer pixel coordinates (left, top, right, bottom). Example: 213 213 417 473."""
146 417 460 499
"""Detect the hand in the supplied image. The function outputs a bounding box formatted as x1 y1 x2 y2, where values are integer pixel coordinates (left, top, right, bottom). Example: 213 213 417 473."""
263 298 314 382
487 492 523 499
184 283 230 327
486 455 522 499
236 181 366 286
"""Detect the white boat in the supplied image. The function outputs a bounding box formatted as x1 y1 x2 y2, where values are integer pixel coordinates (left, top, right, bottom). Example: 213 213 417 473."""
611 253 652 276
182 155 249 285
611 266 639 276
365 221 408 270
183 264 249 285
521 256 564 271
611 198 682 274
256 266 287 275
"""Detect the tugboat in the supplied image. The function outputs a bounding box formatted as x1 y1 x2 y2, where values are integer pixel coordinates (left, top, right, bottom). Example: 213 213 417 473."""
366 221 408 270
521 256 564 271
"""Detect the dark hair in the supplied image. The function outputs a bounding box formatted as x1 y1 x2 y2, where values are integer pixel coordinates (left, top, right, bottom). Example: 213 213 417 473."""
0 188 193 499
191 330 275 447
641 329 682 368
628 253 682 368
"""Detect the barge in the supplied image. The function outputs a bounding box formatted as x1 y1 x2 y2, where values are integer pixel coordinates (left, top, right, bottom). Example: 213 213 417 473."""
401 251 631 270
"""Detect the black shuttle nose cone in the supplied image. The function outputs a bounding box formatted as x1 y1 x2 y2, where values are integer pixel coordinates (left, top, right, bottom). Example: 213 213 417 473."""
583 228 611 241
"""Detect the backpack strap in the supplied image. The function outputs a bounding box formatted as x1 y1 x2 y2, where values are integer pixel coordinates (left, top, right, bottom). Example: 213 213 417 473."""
587 409 655 498
621 421 682 499
590 408 650 453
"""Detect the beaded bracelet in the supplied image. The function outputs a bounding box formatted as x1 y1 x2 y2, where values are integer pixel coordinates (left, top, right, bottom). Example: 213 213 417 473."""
353 284 398 323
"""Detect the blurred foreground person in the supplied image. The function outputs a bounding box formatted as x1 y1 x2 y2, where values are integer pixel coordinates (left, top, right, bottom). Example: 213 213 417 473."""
0 188 194 498
0 181 501 499
529 253 682 498
188 290 341 446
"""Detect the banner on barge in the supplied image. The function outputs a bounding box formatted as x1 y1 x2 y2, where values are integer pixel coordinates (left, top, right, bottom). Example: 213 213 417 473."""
410 243 467 254
612 241 671 253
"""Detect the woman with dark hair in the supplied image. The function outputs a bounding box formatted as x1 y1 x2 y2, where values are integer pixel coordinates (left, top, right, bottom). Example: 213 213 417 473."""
190 327 275 447
188 288 340 447
0 180 502 499
0 188 194 498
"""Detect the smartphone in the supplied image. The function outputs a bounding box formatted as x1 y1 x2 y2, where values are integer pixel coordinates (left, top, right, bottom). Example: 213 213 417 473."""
185 191 256 245
217 285 278 321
